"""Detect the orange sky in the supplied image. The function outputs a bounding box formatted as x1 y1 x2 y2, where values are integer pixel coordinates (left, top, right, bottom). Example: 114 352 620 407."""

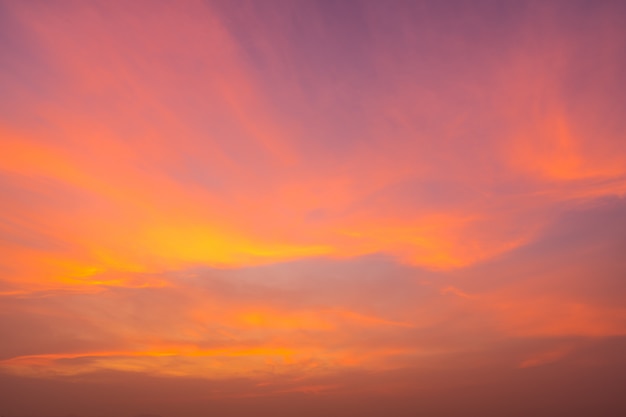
1 1 626 416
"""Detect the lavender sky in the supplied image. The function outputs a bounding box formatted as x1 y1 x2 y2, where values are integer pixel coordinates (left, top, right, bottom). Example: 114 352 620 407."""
1 1 626 416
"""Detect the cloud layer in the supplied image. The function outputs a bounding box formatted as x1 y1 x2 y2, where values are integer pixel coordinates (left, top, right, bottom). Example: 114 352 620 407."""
1 1 626 415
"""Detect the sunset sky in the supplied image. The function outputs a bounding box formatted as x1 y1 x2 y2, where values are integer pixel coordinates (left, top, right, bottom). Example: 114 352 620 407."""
1 1 626 416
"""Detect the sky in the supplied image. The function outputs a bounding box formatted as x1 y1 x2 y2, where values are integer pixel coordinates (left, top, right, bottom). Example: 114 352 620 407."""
1 0 626 416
